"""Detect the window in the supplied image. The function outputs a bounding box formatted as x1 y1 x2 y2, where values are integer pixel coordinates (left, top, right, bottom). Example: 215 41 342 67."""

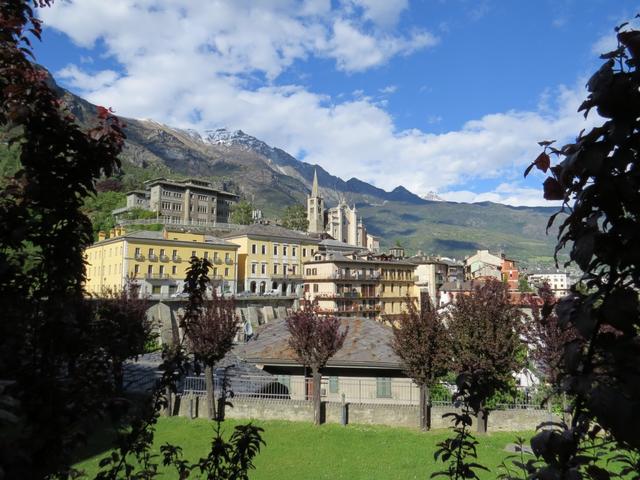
172 266 177 275
148 248 154 256
147 265 153 275
283 246 288 256
169 285 177 295
191 250 196 258
251 244 256 254
292 247 297 257
273 264 278 274
152 285 161 295
159 266 165 275
213 267 218 276
306 268 311 275
329 376 339 394
292 265 297 275
251 263 257 274
224 268 229 276
172 249 177 258
261 264 266 274
135 247 141 256
376 378 392 398
276 375 291 390
313 284 319 293
225 252 230 260
160 248 165 256
273 245 278 255
303 248 307 257
204 252 209 260
261 245 266 255
134 264 140 275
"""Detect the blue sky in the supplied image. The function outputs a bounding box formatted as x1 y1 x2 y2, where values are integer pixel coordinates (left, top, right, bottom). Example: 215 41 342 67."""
34 0 639 205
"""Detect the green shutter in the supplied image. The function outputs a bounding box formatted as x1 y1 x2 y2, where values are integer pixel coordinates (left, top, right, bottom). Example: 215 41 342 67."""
376 377 392 398
329 376 339 394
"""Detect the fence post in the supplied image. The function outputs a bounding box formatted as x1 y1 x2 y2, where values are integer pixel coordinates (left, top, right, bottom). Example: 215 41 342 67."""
341 393 348 426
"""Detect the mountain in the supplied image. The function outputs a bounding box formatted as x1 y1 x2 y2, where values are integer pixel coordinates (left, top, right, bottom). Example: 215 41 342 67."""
39 70 561 264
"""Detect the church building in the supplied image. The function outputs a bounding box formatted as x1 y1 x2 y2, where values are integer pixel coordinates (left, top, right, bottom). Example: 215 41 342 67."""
306 169 379 251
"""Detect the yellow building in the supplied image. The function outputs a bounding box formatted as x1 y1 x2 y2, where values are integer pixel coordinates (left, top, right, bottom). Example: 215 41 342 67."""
223 224 320 295
303 252 419 321
84 227 239 297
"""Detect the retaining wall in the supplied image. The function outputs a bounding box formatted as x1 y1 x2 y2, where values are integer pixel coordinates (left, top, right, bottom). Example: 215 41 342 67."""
176 394 559 431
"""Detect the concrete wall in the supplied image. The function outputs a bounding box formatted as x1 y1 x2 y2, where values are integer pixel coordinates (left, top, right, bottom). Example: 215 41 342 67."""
176 395 559 431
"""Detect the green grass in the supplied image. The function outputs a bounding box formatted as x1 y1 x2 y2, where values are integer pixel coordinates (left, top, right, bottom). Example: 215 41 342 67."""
74 417 532 479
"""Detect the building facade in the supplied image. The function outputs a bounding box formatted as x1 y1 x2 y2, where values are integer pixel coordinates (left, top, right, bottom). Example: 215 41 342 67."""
464 249 503 280
113 177 238 225
224 224 321 296
527 270 570 296
84 228 239 297
306 169 379 251
303 252 419 321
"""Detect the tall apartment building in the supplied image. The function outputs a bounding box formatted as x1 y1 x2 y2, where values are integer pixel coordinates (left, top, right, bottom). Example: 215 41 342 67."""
303 252 419 321
114 178 238 225
84 227 239 297
224 224 321 296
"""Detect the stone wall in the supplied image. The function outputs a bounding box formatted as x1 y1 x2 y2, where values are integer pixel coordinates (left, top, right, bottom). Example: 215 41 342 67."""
176 394 559 431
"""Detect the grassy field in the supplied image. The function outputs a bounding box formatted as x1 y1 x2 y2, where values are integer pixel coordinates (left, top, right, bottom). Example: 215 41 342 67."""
74 417 532 479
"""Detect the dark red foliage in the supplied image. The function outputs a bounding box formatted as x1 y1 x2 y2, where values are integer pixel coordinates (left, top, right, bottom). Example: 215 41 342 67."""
285 300 348 372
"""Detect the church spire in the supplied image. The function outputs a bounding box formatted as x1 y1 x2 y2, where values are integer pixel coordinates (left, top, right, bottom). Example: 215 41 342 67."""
311 168 319 197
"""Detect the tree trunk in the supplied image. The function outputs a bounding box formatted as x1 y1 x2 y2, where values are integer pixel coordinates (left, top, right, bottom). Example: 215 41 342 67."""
419 384 432 431
113 361 124 393
164 385 172 417
477 401 488 434
312 367 322 425
205 364 216 420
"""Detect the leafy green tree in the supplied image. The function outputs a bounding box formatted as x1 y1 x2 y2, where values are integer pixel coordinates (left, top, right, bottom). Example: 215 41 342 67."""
517 276 532 292
229 200 253 225
82 190 126 237
281 203 308 231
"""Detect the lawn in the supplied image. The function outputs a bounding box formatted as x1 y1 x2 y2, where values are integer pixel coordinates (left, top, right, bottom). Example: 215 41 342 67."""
74 417 532 479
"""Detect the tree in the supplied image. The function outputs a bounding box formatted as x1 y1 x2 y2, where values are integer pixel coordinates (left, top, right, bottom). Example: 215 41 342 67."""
522 284 579 387
91 282 154 392
285 300 348 425
392 296 450 430
520 17 640 477
517 276 532 293
182 257 239 420
230 200 253 225
281 203 308 231
447 279 525 433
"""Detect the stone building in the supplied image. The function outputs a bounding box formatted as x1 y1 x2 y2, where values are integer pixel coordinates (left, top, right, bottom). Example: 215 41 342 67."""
306 169 379 251
113 177 238 225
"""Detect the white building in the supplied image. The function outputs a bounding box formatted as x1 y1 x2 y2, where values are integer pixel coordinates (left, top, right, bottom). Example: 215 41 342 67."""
527 270 570 296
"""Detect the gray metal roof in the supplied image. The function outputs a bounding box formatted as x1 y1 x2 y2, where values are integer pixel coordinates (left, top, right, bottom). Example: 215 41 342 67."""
223 224 320 243
234 317 403 369
93 229 238 248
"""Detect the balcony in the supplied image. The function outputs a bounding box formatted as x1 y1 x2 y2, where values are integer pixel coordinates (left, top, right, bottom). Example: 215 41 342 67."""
172 255 181 263
145 273 173 281
318 304 382 314
134 253 145 261
214 257 223 265
327 271 381 281
225 258 234 265
160 254 170 262
148 254 158 262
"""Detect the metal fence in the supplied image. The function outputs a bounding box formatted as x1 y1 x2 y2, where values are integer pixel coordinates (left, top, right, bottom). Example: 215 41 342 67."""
179 374 547 410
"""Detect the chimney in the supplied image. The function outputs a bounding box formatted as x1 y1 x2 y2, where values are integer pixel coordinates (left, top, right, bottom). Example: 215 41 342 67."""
109 228 116 238
98 231 107 241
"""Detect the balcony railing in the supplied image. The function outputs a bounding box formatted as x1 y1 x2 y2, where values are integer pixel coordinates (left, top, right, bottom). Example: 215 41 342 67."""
328 271 381 280
225 258 234 265
134 254 145 261
160 254 170 262
145 273 172 280
148 254 158 262
172 255 181 262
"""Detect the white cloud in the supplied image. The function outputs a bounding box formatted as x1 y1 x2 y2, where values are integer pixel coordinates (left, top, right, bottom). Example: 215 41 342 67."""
379 85 397 94
40 0 598 207
441 184 562 207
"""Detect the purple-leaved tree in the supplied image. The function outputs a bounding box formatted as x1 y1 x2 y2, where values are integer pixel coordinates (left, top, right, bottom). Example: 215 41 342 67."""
286 300 348 425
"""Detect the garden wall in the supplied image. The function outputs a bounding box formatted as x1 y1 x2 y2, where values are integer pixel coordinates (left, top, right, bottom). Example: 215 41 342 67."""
176 394 559 431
